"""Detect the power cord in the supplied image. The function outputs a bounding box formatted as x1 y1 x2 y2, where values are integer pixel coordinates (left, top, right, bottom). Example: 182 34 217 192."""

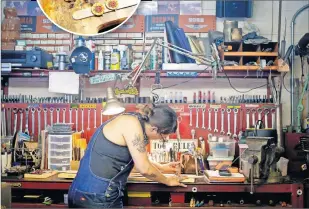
222 70 268 93
152 67 268 93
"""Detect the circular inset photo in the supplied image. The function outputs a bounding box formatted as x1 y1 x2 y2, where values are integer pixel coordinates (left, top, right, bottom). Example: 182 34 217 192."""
37 0 141 36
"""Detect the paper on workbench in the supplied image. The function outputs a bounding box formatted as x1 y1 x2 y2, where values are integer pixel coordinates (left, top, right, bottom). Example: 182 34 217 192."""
49 72 79 94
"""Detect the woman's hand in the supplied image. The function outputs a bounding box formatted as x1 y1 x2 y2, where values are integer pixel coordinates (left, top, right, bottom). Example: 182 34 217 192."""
166 175 188 187
160 162 181 174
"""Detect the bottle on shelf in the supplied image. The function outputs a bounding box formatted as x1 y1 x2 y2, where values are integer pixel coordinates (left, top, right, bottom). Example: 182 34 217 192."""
104 46 112 70
111 49 120 70
198 91 202 103
169 92 173 103
174 92 178 103
179 92 183 103
98 50 104 71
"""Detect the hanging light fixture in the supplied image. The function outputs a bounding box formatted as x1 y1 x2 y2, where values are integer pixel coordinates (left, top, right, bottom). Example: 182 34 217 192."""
102 87 125 115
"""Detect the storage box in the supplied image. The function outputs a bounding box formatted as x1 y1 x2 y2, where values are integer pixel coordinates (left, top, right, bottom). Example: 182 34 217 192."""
207 156 234 170
213 147 229 158
208 138 236 157
48 134 72 171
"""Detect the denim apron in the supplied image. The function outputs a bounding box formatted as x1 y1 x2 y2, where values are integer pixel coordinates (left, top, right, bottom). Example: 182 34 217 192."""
68 113 144 208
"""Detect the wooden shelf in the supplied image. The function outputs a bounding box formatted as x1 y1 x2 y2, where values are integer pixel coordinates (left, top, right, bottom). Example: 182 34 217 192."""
223 66 278 70
1 69 280 78
224 52 278 56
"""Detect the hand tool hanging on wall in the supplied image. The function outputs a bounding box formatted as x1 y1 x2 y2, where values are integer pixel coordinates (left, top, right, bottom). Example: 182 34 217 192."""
100 109 103 125
251 109 256 127
25 108 29 135
37 108 42 138
19 108 23 132
94 109 97 128
227 108 231 136
50 108 54 126
87 109 90 131
220 109 225 135
233 109 238 138
62 108 66 123
213 108 219 133
7 108 12 136
201 108 206 129
1 108 6 137
81 108 84 132
69 108 72 124
31 108 35 136
43 108 47 129
56 108 60 123
257 108 262 121
191 129 196 140
195 108 199 128
189 107 193 127
271 108 276 129
75 108 79 131
264 109 269 129
246 109 250 129
208 108 212 131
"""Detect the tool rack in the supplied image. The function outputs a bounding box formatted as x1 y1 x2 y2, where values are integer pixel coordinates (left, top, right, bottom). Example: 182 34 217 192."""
2 103 278 147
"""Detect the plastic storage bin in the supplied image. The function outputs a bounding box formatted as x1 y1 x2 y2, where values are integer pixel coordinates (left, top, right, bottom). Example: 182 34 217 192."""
48 134 72 170
50 164 70 171
49 157 71 164
277 157 289 177
207 156 234 170
208 138 236 157
213 148 229 158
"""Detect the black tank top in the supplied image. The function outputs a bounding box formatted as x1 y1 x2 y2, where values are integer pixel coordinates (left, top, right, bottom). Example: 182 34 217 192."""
90 113 148 179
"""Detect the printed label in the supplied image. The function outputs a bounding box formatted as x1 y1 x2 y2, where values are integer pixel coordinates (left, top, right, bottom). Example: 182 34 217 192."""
79 104 97 109
209 104 221 109
188 104 206 109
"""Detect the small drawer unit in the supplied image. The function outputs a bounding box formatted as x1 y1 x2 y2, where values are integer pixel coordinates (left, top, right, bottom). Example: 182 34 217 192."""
48 134 72 171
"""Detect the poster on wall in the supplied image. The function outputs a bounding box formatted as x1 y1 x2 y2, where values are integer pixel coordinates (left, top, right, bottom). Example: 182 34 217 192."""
145 14 179 32
180 1 202 15
158 1 179 14
19 16 37 32
179 15 216 33
115 15 145 33
36 16 64 33
137 1 158 15
27 1 44 16
6 0 29 15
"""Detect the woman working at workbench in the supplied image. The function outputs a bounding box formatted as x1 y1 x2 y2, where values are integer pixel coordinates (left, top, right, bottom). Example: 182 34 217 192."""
68 104 186 208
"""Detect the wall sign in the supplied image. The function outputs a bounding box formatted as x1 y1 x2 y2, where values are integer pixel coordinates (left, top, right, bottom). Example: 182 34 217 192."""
89 74 117 85
179 15 216 33
166 71 198 77
115 15 145 33
19 16 37 32
114 87 139 95
158 1 179 14
145 14 179 32
36 16 63 33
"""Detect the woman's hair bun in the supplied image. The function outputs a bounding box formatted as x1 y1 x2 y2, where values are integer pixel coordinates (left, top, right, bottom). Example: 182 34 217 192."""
141 105 154 117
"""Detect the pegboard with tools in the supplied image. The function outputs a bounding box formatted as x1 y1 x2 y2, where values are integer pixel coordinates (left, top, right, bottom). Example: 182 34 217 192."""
1 103 277 149
1 103 137 142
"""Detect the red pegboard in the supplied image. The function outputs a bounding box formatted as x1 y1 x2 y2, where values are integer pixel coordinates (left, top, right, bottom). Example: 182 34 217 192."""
2 103 277 151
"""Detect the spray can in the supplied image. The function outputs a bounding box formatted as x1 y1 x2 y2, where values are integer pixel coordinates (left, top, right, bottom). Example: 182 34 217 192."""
98 50 104 71
126 44 133 70
104 46 112 70
150 46 157 70
110 49 120 70
118 45 127 70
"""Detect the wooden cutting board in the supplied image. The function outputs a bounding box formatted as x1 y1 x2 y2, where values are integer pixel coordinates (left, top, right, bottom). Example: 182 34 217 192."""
24 170 58 179
38 0 138 35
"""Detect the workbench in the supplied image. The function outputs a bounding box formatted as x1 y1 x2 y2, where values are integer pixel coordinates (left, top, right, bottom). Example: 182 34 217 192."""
2 176 305 208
